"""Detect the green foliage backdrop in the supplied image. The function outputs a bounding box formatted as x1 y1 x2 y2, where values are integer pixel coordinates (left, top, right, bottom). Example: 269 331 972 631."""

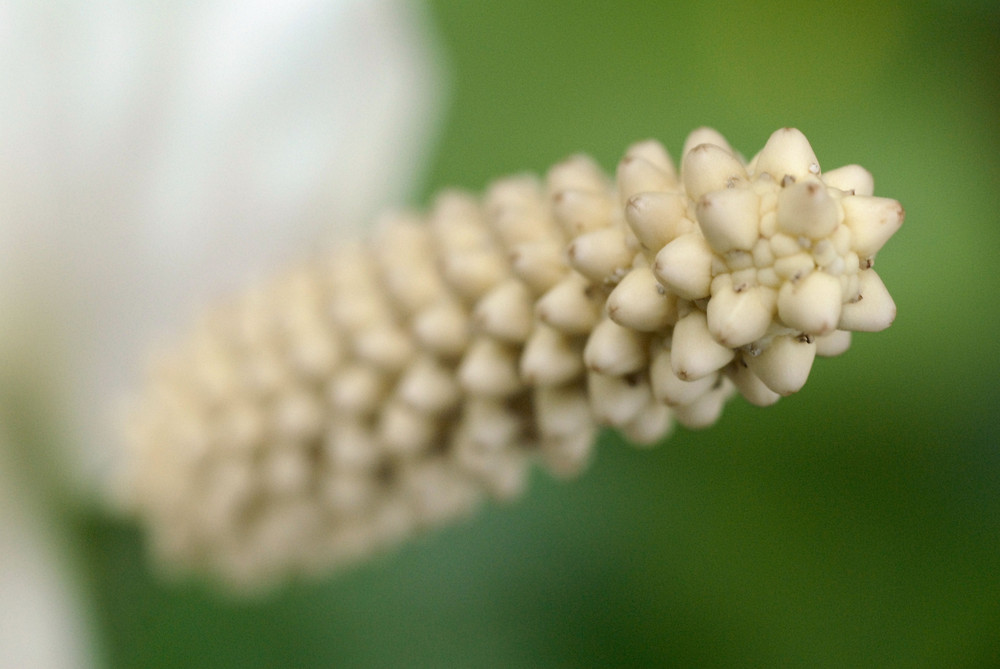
79 1 1000 667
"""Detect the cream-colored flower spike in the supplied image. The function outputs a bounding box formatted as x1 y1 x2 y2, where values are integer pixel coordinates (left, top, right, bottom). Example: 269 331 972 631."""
122 128 902 589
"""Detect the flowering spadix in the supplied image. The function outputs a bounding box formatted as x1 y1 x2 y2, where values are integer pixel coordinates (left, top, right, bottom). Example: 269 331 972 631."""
123 128 903 589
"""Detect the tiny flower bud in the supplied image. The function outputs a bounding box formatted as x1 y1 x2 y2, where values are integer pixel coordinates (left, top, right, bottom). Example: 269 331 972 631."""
606 264 679 332
440 250 508 302
695 186 761 253
726 359 781 407
457 337 523 397
777 270 843 335
621 401 674 446
552 188 614 236
546 153 607 193
617 155 677 203
670 311 735 380
681 127 735 157
412 298 470 358
822 164 874 196
328 364 386 415
814 329 852 357
682 143 749 201
650 343 718 406
520 324 585 385
540 431 594 479
475 279 535 343
535 273 602 335
706 278 775 347
353 322 414 372
841 195 904 259
567 225 633 284
535 385 594 438
838 270 896 332
623 138 677 179
396 356 461 414
746 334 817 395
624 191 691 252
672 378 732 429
653 232 714 300
509 240 567 293
584 317 649 375
379 400 435 457
752 127 821 182
776 179 840 239
587 371 652 427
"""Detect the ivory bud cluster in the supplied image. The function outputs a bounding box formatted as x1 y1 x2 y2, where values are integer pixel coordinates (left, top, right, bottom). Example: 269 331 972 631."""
123 128 902 588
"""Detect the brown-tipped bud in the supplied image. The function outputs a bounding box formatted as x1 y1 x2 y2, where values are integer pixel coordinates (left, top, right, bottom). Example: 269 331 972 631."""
838 270 896 332
753 127 820 182
682 143 748 201
653 233 714 300
671 311 735 381
746 334 817 396
841 195 904 259
624 191 691 252
695 187 761 253
776 179 840 239
650 343 718 406
706 278 775 348
777 271 843 336
567 226 633 284
822 164 874 196
606 265 678 332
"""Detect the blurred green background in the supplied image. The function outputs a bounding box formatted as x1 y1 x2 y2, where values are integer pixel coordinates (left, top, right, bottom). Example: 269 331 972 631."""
77 1 1000 667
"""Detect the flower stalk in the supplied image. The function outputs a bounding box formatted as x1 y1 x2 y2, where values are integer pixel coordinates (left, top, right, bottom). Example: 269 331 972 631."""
123 128 902 589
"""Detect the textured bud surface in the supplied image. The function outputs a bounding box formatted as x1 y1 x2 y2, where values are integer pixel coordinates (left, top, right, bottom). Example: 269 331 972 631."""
123 128 902 588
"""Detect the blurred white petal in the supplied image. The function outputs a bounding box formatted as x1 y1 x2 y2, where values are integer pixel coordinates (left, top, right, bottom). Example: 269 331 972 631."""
0 1 443 664
0 430 97 669
0 0 444 497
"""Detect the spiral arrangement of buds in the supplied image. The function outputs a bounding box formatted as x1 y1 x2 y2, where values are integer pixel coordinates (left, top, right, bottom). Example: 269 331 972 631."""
123 128 902 588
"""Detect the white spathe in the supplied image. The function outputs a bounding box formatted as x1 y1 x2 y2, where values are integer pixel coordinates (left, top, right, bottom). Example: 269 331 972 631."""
0 0 444 497
0 0 444 666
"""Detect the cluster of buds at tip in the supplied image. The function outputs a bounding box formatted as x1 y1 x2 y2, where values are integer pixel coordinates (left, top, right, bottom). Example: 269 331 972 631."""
123 128 902 589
